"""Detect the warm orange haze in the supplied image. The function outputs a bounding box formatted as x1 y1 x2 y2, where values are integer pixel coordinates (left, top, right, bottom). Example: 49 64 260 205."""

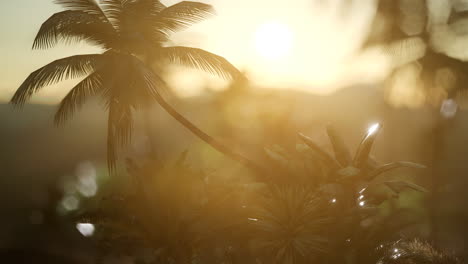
1 0 468 264
1 0 390 103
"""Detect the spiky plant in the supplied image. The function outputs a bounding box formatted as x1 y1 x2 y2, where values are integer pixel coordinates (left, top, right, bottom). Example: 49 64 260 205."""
297 124 425 185
10 0 262 175
375 239 460 264
262 124 428 264
246 185 331 264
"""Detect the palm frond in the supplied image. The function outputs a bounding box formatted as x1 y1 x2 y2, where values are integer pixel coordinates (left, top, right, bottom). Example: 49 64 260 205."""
101 0 152 30
377 239 460 264
153 1 214 33
353 124 381 168
11 54 102 106
250 186 330 262
160 46 242 80
367 161 426 180
98 0 125 30
54 0 111 24
383 181 428 193
54 71 103 125
326 125 351 167
33 10 116 49
97 0 169 48
152 0 167 12
381 37 427 68
298 133 341 169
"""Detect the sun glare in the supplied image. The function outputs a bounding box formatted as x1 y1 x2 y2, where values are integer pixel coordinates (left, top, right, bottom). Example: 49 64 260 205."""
254 22 294 60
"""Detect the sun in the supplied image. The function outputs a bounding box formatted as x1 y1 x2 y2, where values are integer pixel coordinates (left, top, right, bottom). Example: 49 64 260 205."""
254 21 294 60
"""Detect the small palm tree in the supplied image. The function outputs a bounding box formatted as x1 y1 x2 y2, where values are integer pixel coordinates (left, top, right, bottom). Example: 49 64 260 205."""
263 124 427 264
247 185 331 264
11 0 261 174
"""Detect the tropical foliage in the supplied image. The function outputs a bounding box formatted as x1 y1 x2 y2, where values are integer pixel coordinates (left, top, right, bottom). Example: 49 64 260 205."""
67 124 430 264
366 0 468 107
76 152 250 264
8 1 457 264
375 239 460 264
261 124 428 264
10 0 244 173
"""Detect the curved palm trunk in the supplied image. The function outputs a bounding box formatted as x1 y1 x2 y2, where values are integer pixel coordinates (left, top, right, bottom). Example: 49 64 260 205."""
143 106 158 158
152 92 267 177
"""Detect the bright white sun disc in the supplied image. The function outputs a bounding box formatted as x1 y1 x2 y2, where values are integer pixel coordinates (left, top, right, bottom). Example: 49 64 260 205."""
254 22 293 60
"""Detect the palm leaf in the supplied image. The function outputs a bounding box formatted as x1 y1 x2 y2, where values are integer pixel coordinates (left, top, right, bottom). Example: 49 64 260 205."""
33 10 116 49
160 46 242 80
153 1 214 33
11 54 102 106
383 181 428 193
250 186 330 262
381 37 427 68
152 0 167 12
353 124 381 168
326 125 351 167
101 0 152 30
54 71 103 125
54 0 111 24
298 133 341 169
367 161 426 180
100 0 165 30
98 0 126 30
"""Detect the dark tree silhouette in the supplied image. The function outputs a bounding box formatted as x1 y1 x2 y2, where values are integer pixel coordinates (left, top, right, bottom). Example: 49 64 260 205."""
10 0 263 174
364 0 468 99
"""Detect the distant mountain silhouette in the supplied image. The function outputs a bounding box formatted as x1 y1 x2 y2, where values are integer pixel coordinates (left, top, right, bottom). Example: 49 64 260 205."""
0 85 434 185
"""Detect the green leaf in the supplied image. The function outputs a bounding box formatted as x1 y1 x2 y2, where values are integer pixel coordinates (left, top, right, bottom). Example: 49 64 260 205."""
353 123 382 168
367 161 426 180
383 181 428 193
11 54 102 106
326 124 351 166
264 147 288 166
54 70 103 125
336 166 361 182
152 1 214 33
33 10 116 49
160 46 242 80
359 184 398 205
298 133 341 169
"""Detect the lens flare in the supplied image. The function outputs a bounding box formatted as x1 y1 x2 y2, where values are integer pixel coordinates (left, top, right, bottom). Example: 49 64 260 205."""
367 123 380 136
76 223 95 237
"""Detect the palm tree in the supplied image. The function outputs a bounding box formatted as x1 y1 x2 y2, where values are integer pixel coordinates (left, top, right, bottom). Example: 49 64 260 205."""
363 0 468 246
10 0 263 175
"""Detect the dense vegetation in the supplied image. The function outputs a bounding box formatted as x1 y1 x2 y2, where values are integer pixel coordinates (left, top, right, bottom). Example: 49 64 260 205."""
7 0 468 263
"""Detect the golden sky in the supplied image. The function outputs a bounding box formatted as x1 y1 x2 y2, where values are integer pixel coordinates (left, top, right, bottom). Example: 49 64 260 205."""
0 0 391 103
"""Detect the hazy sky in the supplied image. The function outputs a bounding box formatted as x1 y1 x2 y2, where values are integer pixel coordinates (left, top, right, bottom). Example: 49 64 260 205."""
0 0 384 103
